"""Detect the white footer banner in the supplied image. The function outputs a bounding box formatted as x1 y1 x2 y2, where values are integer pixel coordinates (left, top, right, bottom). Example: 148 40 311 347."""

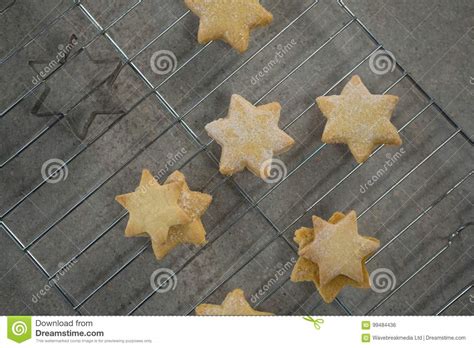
1 316 472 347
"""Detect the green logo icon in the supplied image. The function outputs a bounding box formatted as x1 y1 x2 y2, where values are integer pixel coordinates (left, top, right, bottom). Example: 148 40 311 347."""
7 316 32 343
362 333 371 343
362 320 371 330
303 316 324 330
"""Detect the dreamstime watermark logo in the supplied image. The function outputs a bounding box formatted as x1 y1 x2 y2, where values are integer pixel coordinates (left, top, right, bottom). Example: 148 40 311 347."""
150 50 177 75
32 260 78 304
41 158 69 184
359 148 405 194
370 268 396 293
260 158 288 184
136 148 188 195
369 50 396 75
251 39 297 85
250 257 296 303
32 35 78 85
155 147 187 180
7 316 32 343
470 76 474 85
11 321 28 335
150 268 177 293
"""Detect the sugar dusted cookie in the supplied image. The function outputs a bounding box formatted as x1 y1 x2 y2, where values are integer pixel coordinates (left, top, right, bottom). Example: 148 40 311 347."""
291 211 380 303
316 75 402 163
205 94 295 180
155 171 213 259
115 169 212 260
196 288 273 316
185 0 273 53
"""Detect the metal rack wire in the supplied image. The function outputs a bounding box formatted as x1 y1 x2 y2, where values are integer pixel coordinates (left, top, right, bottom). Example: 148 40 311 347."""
1 0 472 316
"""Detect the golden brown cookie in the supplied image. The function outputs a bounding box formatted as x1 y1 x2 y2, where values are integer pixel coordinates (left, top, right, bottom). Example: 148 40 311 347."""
316 75 401 163
196 288 274 316
291 212 380 303
205 94 295 180
153 171 213 259
115 169 190 245
116 169 212 260
185 0 273 53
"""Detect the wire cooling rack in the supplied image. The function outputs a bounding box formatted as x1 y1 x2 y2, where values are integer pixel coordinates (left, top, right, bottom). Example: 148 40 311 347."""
0 0 472 316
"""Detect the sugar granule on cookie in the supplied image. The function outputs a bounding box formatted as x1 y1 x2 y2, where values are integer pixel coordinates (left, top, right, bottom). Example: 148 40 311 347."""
291 211 380 303
184 0 273 53
195 288 274 316
115 169 212 260
316 75 402 163
205 94 295 180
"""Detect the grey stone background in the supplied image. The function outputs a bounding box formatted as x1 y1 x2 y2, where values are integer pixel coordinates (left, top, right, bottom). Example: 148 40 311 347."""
0 0 472 316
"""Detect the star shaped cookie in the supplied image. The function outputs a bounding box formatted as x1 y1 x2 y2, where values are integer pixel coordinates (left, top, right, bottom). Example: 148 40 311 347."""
205 94 295 180
316 75 402 163
196 288 273 316
184 0 273 53
116 169 212 260
291 211 380 303
155 171 213 259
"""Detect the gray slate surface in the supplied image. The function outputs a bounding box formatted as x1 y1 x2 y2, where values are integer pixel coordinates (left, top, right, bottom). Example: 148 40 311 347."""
0 0 472 316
